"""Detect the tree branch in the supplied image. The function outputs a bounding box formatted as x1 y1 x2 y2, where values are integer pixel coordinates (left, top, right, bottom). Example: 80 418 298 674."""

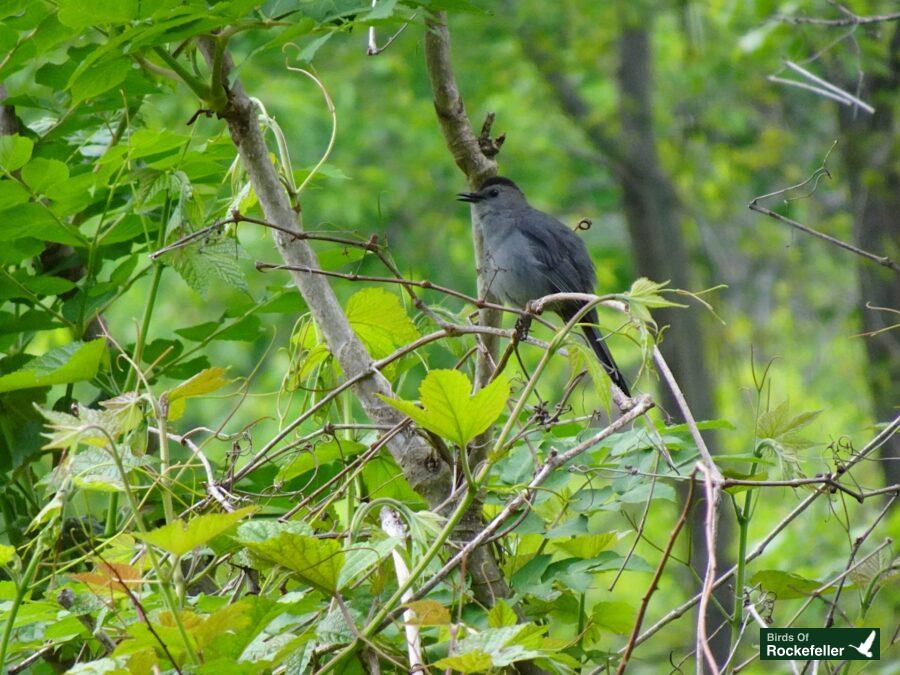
424 13 503 392
196 39 449 506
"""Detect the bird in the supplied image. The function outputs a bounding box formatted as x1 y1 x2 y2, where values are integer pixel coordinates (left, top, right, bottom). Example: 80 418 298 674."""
458 176 630 397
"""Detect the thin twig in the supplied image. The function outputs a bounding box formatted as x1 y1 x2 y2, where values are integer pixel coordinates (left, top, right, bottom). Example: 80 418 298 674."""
748 202 899 272
616 472 696 674
626 415 899 650
696 462 721 675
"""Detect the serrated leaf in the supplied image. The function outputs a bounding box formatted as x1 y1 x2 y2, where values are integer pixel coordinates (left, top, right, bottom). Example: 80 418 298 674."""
0 134 33 172
848 547 893 590
38 400 140 450
235 519 314 542
168 236 249 296
338 537 398 589
0 339 106 394
381 370 509 448
405 599 451 626
164 366 228 421
67 445 150 492
193 599 256 649
433 651 494 672
238 530 343 593
135 506 256 557
488 599 518 628
623 277 686 324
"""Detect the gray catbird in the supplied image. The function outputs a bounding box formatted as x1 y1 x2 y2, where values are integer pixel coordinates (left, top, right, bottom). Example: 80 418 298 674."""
458 176 630 396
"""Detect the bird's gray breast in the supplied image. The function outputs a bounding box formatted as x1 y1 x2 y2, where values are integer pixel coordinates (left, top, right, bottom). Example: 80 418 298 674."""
481 227 551 308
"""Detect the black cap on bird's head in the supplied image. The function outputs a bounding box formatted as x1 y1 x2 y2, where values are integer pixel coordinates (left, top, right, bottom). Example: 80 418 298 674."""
457 176 523 203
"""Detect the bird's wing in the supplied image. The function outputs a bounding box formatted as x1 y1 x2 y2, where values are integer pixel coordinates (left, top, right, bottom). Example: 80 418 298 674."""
519 210 596 296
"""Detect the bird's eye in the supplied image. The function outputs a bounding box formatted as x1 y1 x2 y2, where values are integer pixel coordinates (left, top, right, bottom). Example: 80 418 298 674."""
489 189 500 197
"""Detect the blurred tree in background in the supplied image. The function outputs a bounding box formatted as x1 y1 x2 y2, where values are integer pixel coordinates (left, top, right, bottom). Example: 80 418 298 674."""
0 1 897 673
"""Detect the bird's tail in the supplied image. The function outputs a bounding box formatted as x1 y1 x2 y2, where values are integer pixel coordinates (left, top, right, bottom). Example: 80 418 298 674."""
576 308 630 397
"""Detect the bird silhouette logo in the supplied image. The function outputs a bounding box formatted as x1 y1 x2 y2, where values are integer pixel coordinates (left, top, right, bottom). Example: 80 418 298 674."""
849 630 876 658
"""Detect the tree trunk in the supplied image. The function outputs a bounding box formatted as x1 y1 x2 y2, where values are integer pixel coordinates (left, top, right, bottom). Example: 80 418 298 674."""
836 25 900 492
615 24 731 666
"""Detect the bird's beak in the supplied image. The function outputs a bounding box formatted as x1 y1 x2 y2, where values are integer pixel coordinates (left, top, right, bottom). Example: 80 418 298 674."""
456 192 482 203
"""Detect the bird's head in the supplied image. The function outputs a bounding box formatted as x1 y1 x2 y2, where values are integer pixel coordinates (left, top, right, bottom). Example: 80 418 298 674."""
457 176 527 217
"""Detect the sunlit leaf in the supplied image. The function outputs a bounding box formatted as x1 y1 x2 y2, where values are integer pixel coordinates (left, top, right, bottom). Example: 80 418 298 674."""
238 529 343 593
406 599 451 626
591 601 635 635
346 287 419 359
0 134 33 172
381 369 509 448
0 339 106 394
164 366 228 421
136 506 256 557
488 599 518 628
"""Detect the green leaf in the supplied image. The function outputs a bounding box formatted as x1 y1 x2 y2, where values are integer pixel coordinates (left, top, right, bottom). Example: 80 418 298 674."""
21 158 69 195
164 366 228 421
237 528 343 593
750 570 824 599
381 370 510 448
568 340 612 412
406 599 451 626
135 506 256 557
67 445 150 492
277 439 366 482
57 0 138 28
167 236 249 296
0 178 31 209
234 519 313 542
337 537 398 589
433 651 494 673
623 277 687 324
488 599 518 628
0 134 33 172
0 339 106 394
38 402 136 450
551 532 619 558
0 544 16 566
436 625 549 669
0 203 83 246
70 57 131 103
346 287 418 359
591 601 635 635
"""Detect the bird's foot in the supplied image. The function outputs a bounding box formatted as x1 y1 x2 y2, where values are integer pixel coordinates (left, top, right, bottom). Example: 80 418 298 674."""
514 313 533 342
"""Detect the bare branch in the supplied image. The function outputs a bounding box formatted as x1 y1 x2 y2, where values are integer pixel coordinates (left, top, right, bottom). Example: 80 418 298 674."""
776 10 900 27
616 472 696 674
627 415 899 649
